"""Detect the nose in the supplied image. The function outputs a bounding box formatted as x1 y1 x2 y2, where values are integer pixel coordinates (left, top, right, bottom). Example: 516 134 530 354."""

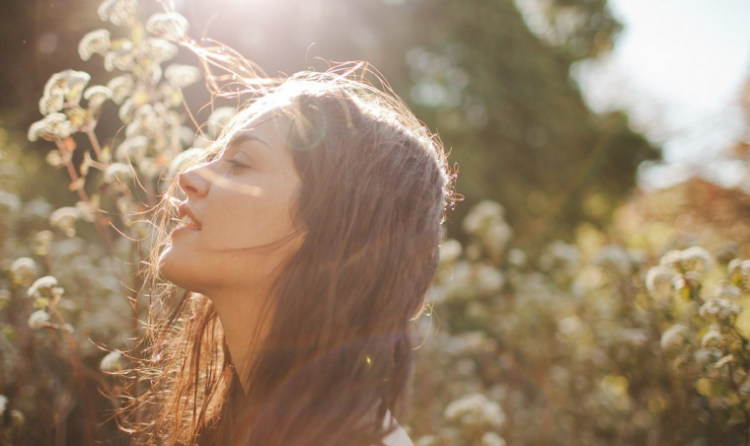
178 164 210 197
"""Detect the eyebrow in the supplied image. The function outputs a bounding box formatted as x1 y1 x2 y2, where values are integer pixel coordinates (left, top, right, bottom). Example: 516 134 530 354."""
228 132 271 152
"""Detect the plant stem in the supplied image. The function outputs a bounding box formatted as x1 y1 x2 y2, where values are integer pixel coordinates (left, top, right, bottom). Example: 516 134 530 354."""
86 129 103 161
49 305 95 445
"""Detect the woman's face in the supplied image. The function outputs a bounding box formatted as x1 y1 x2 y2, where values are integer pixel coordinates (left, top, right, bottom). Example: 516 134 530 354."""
158 112 303 295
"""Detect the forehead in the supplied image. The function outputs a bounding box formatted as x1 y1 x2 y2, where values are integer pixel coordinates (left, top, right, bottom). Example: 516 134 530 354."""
227 109 292 149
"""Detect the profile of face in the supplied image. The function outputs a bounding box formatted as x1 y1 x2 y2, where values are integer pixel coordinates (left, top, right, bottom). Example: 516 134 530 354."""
158 110 303 297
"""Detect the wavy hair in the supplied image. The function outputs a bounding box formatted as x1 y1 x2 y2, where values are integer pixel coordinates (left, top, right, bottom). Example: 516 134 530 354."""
126 46 455 446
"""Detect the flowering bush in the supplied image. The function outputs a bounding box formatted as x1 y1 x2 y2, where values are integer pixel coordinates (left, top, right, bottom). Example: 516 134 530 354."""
409 201 750 446
2 0 750 445
0 0 208 443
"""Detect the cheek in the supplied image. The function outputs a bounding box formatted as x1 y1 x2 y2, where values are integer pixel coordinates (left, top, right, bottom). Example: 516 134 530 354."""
207 189 298 247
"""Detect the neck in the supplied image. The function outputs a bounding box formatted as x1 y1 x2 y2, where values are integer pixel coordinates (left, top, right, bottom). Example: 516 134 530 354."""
208 282 275 393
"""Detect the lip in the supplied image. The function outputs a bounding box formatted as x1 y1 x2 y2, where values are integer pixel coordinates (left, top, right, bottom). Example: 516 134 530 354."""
177 202 202 231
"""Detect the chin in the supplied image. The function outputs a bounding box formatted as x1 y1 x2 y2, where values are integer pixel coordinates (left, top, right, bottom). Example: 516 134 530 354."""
158 246 189 289
158 246 215 295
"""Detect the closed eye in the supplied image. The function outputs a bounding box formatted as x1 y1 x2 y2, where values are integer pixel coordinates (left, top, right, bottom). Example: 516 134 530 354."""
227 158 250 171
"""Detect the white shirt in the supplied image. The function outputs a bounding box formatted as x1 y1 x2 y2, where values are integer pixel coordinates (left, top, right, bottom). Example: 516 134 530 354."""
381 411 414 446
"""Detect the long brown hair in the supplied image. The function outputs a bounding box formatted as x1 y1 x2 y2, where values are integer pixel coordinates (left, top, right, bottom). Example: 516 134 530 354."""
128 55 455 446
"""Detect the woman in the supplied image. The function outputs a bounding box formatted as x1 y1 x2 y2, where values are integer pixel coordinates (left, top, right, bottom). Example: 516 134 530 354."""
133 62 454 446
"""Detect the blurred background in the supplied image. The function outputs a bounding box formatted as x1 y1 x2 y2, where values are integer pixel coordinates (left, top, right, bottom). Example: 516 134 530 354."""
0 0 659 249
2 0 750 444
3 0 749 250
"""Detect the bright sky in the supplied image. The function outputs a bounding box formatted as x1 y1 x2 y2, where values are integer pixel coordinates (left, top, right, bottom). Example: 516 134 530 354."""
573 0 750 189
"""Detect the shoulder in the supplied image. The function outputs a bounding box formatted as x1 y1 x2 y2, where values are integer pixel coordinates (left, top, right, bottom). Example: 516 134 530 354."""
382 425 414 446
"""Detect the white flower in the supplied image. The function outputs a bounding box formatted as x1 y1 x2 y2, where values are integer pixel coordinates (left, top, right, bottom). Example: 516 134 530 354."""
10 257 37 286
539 241 580 276
699 298 741 322
50 206 81 236
177 126 195 147
0 394 7 417
442 331 494 355
741 260 750 282
619 328 648 346
660 324 688 353
206 106 238 138
660 247 713 273
98 0 137 26
729 258 743 276
462 201 513 259
145 12 190 41
141 38 178 63
701 329 723 349
22 198 52 220
463 201 504 233
27 276 58 298
508 248 527 267
39 70 91 114
475 264 505 294
694 347 722 366
83 85 112 112
558 316 582 336
444 393 505 427
717 284 741 301
484 221 513 257
106 74 135 104
100 350 123 372
45 150 64 167
28 310 51 330
133 103 158 131
441 260 473 300
645 266 677 300
164 64 201 88
75 201 96 222
28 113 74 142
116 135 149 161
481 432 506 446
594 245 631 276
38 87 63 116
104 47 136 72
729 259 750 285
0 190 20 212
439 239 462 264
659 250 683 269
681 247 713 273
10 409 24 427
118 98 136 123
78 29 111 61
104 163 134 184
144 63 163 84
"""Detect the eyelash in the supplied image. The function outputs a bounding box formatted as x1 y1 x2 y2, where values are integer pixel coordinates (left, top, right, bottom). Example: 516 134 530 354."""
227 158 250 172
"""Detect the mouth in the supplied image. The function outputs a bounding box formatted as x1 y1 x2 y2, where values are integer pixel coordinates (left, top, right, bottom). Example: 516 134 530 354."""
176 203 202 230
178 214 202 230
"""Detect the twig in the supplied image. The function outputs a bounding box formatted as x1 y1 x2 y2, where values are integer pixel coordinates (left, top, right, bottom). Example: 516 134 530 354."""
85 129 103 161
48 304 96 445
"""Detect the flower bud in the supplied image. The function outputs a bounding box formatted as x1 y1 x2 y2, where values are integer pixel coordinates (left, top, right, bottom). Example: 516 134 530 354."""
28 310 50 330
660 324 689 353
